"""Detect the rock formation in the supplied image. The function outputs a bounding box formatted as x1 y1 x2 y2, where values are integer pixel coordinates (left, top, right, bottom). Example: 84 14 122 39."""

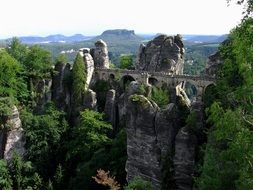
35 79 52 113
174 127 197 190
104 89 116 127
0 106 25 163
125 82 189 190
136 34 185 74
126 93 161 189
52 62 71 111
205 52 223 77
79 48 95 89
91 39 110 69
83 89 97 110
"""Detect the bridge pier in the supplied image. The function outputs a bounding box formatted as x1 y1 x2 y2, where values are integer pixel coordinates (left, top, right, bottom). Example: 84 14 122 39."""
138 72 149 85
196 86 205 101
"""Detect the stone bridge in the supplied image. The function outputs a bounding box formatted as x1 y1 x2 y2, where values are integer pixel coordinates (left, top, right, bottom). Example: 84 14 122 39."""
94 68 215 100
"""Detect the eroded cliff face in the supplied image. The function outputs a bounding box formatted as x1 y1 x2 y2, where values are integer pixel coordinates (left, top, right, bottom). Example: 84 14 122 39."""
119 81 197 190
136 34 185 74
205 51 223 77
0 106 25 163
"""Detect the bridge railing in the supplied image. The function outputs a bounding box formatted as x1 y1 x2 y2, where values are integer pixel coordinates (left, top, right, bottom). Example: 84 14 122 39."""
95 67 216 82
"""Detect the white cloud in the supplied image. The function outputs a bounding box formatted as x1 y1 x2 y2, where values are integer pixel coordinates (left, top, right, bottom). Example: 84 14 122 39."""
0 0 243 38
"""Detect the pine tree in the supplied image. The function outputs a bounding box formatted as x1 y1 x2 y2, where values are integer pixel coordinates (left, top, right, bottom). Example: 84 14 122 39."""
72 53 87 104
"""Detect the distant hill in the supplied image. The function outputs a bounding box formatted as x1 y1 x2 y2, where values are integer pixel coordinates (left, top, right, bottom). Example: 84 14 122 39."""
183 34 228 43
3 34 93 44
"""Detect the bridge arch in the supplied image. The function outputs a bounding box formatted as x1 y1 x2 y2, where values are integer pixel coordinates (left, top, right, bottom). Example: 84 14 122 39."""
120 75 136 90
109 73 115 80
184 81 198 101
203 84 217 106
148 77 159 86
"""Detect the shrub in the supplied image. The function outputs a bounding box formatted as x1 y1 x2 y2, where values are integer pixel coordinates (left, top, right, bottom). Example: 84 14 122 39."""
124 176 152 190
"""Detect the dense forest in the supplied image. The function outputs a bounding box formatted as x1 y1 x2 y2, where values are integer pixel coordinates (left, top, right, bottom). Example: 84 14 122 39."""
0 0 253 190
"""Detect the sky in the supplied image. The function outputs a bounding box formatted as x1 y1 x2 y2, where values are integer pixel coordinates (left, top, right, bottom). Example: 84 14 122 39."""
0 0 244 38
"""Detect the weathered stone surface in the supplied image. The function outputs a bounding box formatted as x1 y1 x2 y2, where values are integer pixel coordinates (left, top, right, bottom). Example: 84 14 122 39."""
126 94 161 189
104 89 116 124
205 51 223 77
36 79 52 113
83 89 97 110
174 127 197 190
78 50 95 90
52 62 71 111
125 81 190 189
176 85 191 107
52 62 66 108
155 103 181 158
191 101 204 129
0 106 25 163
91 39 110 69
118 81 140 127
136 34 185 74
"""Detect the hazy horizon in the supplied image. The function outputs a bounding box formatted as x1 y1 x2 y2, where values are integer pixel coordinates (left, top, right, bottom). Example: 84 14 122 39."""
0 0 244 39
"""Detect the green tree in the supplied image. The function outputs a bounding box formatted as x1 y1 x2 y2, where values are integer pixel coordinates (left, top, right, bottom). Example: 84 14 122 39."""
0 160 13 190
195 18 253 190
24 45 52 78
55 54 67 65
72 53 87 103
6 37 28 64
119 54 134 70
151 87 169 108
0 50 27 99
21 102 68 179
67 109 112 160
10 153 42 190
228 0 253 17
124 177 152 190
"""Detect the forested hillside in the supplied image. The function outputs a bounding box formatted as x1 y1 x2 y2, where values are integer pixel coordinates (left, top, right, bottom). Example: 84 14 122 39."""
195 0 253 188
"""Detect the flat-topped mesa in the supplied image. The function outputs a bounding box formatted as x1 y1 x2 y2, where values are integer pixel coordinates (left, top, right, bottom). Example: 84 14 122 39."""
90 39 110 69
101 29 135 36
136 34 185 75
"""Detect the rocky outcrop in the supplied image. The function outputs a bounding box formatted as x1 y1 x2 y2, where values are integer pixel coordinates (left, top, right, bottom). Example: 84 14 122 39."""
79 49 95 89
155 103 181 158
83 89 97 110
176 85 191 107
174 127 197 190
205 52 223 77
136 34 185 74
126 94 161 189
52 62 71 111
36 79 52 113
0 106 25 163
91 40 110 69
104 89 116 124
125 82 189 190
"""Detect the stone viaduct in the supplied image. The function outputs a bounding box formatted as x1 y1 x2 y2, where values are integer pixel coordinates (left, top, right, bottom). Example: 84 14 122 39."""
94 68 215 101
